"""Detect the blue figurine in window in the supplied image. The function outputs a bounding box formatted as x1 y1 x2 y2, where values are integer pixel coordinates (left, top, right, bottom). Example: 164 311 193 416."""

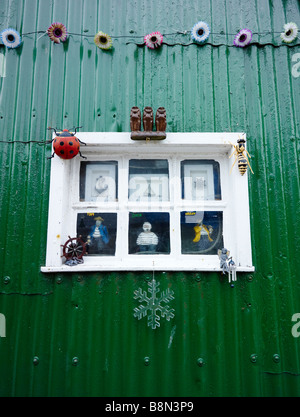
87 216 109 253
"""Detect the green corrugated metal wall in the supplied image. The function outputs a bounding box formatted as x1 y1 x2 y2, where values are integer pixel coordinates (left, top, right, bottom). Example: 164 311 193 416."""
0 0 299 397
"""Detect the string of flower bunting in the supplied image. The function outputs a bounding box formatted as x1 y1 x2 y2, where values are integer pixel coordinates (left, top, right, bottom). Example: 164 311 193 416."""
0 21 298 50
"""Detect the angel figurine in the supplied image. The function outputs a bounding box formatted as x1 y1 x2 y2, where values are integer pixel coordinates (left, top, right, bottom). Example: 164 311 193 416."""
218 248 237 282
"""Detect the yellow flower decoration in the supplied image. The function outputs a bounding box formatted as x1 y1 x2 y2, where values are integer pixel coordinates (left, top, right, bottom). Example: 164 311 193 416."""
94 31 113 50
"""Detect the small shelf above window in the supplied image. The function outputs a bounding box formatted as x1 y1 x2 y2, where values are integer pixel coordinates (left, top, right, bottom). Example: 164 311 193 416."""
41 132 254 273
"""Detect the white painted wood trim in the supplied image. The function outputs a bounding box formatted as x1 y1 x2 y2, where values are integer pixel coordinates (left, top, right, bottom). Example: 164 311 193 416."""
42 132 254 273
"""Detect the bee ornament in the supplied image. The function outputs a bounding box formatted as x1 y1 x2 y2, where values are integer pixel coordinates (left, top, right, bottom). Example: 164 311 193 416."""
229 136 253 176
48 126 87 160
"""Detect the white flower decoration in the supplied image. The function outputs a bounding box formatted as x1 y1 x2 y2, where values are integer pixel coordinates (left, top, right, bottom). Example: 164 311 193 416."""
191 21 210 44
94 31 113 50
0 28 22 48
280 22 298 43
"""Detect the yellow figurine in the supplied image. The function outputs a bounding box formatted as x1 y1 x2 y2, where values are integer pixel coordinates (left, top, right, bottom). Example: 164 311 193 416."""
193 223 213 243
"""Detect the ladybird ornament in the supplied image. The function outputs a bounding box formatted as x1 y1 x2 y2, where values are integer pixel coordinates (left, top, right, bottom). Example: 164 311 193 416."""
48 126 87 159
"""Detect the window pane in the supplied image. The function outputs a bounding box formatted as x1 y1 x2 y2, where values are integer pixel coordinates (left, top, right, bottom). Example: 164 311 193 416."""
77 213 117 256
128 159 169 202
129 212 170 254
181 160 221 200
80 161 118 202
181 211 223 254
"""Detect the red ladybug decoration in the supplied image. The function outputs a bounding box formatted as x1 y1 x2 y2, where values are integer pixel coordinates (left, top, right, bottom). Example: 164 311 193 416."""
48 126 86 159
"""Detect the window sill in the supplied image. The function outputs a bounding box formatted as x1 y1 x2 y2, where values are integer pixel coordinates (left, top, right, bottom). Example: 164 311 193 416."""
41 257 255 273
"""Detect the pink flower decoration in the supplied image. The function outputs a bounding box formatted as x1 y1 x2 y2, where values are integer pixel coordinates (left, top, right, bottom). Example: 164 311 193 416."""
144 31 163 49
47 22 67 44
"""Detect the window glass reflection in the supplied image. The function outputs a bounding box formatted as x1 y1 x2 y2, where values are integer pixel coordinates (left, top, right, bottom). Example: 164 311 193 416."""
128 159 169 202
181 160 221 200
77 213 117 256
181 211 223 254
129 212 170 254
80 161 118 202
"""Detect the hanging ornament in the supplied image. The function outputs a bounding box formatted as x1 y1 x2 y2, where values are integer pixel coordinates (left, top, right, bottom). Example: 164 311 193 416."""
144 31 163 49
0 28 22 48
47 22 68 44
233 29 252 47
280 22 298 43
191 21 210 44
133 276 175 329
94 31 113 50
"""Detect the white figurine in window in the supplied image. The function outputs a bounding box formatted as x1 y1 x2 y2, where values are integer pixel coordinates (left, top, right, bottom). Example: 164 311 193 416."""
136 222 158 252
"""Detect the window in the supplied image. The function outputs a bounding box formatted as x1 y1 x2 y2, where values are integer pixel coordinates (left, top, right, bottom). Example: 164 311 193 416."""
41 132 254 272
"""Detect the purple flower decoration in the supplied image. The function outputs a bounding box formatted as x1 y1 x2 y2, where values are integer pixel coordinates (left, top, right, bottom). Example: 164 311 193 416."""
233 29 252 47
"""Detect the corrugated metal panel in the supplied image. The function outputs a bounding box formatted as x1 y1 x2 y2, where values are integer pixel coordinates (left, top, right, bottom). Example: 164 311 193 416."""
0 0 300 397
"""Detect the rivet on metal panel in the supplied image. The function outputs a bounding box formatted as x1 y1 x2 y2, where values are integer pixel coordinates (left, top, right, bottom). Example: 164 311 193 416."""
72 357 79 366
247 275 253 282
250 354 257 363
33 356 39 365
273 354 280 363
144 357 150 366
195 274 201 282
197 358 205 367
56 277 62 284
3 276 10 284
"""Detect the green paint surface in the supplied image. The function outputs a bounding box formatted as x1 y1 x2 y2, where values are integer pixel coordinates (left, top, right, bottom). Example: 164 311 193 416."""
0 0 300 397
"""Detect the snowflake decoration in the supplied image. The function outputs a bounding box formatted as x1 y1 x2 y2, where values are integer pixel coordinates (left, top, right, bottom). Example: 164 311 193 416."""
133 278 175 329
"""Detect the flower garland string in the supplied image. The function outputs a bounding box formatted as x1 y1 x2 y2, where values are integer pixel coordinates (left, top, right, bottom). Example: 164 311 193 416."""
0 21 298 49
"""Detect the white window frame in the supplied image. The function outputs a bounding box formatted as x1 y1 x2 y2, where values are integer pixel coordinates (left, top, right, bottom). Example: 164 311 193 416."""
41 132 255 273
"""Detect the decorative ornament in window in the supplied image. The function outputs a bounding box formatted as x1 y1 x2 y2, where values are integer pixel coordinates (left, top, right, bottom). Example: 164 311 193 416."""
129 212 170 255
80 161 118 202
181 160 221 200
180 211 223 255
47 22 68 44
280 22 298 44
191 21 210 44
77 213 117 256
144 31 163 49
233 29 252 48
47 127 86 160
0 28 22 49
94 31 113 50
130 106 166 140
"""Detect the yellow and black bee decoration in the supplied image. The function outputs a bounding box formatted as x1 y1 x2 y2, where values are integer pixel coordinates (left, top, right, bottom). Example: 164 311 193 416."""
229 136 254 176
